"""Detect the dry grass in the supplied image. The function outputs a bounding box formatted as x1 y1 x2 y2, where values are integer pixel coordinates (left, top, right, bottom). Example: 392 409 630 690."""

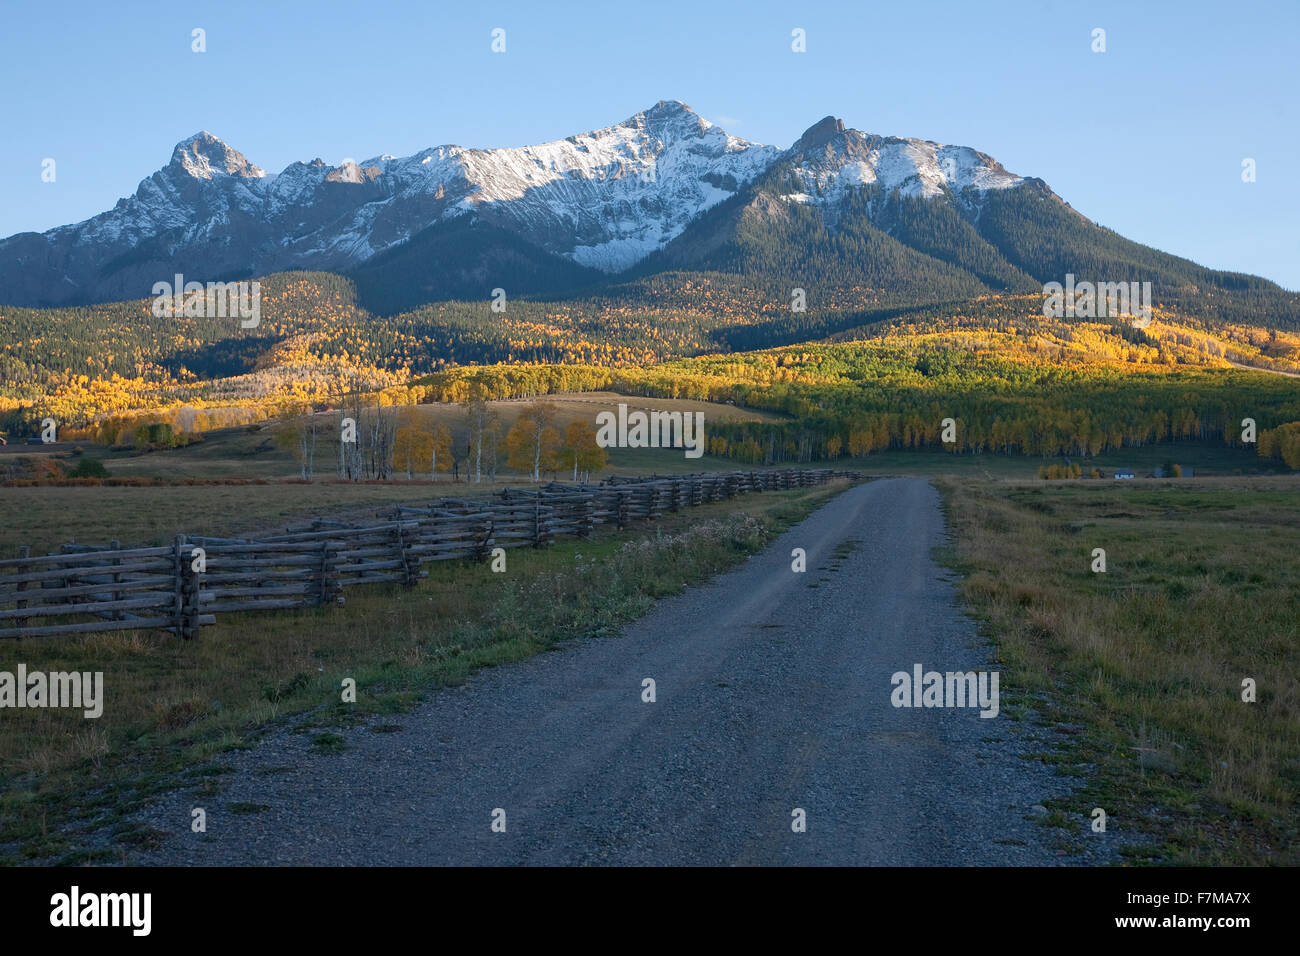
0 481 476 555
935 475 1300 864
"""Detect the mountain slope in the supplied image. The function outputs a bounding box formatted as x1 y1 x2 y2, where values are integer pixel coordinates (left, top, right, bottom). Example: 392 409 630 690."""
349 216 604 316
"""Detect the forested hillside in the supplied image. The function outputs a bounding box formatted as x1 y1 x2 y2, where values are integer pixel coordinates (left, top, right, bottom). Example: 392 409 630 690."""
5 264 1300 439
408 335 1300 466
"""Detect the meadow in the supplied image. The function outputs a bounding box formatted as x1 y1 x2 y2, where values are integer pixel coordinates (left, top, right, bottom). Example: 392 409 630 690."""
934 475 1300 864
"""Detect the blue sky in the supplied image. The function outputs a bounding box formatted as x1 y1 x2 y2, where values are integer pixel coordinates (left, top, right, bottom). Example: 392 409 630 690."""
2 0 1297 289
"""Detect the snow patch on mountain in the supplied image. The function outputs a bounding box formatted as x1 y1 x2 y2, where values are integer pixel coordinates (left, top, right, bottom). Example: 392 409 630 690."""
171 131 266 180
789 124 1023 205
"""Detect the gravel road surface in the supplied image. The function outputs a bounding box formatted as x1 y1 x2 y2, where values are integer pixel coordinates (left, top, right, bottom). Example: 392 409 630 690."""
128 477 1099 865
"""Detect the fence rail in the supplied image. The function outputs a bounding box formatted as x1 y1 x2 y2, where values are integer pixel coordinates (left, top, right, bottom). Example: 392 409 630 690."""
0 469 849 640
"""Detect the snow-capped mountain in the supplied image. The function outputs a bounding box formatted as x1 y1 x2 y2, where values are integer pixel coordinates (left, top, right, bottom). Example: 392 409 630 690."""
784 116 1022 207
0 101 1031 308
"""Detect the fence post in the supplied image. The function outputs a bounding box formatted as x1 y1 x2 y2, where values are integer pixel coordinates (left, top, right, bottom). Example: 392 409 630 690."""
110 538 122 621
475 516 495 563
183 565 201 640
172 535 184 636
15 545 29 634
393 524 417 587
322 540 343 606
314 539 328 606
175 535 200 639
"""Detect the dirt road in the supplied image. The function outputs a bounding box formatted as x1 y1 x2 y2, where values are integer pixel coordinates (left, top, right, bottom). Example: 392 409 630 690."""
129 478 1090 865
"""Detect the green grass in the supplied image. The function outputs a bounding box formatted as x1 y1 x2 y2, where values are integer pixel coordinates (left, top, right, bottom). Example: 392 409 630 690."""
841 440 1279 480
0 478 851 864
934 474 1300 865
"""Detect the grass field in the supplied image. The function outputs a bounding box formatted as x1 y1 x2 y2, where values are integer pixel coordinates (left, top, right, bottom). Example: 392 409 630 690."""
845 440 1280 480
0 457 808 558
934 474 1300 865
0 483 463 555
0 478 851 864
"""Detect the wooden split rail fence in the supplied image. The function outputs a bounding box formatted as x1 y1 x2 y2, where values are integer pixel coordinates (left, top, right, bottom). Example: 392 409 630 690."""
0 469 848 640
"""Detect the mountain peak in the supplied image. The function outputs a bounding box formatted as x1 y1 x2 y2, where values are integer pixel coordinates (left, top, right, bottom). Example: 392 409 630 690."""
169 131 265 180
647 99 692 115
622 99 709 133
793 116 846 151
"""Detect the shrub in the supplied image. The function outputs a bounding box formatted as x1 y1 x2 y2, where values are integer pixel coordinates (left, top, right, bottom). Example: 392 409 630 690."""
66 457 111 478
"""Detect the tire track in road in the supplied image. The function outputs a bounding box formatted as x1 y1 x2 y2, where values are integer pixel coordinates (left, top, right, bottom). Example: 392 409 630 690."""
130 478 1090 866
